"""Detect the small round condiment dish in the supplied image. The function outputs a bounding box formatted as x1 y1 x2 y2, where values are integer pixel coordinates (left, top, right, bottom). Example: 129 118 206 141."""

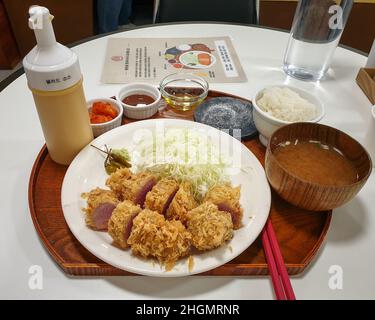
87 98 123 137
252 85 324 146
116 83 161 120
159 73 209 111
265 122 372 211
194 97 257 139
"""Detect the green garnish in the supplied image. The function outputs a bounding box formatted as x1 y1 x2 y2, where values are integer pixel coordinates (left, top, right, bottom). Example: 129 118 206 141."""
91 145 131 175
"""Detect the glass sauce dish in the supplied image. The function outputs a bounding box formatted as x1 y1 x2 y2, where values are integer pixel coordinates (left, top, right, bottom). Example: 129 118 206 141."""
159 73 209 111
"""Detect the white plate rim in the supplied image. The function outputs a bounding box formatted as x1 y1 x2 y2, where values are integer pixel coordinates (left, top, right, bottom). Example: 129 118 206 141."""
61 119 271 277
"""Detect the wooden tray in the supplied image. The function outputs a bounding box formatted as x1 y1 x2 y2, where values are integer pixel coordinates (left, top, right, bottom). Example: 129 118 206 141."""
28 90 332 276
356 68 375 105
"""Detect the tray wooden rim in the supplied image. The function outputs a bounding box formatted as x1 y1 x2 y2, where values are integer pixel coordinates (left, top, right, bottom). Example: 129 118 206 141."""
28 89 332 276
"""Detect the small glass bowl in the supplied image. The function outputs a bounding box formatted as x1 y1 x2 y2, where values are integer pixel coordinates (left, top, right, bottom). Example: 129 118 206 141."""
159 73 209 111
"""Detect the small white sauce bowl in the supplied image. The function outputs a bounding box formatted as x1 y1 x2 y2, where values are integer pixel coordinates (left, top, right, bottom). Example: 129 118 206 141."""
87 98 123 137
116 83 162 120
252 85 325 146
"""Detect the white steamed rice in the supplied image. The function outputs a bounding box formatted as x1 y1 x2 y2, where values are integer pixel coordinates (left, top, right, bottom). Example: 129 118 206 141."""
256 87 317 122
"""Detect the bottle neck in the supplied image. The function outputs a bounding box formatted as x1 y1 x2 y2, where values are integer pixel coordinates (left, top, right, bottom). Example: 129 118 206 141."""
33 17 56 48
34 26 56 48
28 6 56 48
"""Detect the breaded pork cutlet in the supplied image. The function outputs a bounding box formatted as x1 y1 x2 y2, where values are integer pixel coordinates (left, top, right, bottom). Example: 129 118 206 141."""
187 202 233 251
203 183 243 229
81 188 120 231
128 209 191 270
106 168 157 207
144 178 179 215
122 172 157 207
108 200 142 249
105 167 133 198
166 181 197 224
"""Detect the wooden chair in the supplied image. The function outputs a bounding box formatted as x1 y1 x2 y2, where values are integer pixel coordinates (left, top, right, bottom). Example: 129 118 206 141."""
154 0 258 24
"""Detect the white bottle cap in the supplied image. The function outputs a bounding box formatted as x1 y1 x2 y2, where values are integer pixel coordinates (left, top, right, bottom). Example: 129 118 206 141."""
23 6 82 91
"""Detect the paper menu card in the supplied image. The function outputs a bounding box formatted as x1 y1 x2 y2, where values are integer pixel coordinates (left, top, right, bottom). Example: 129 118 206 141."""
101 36 247 84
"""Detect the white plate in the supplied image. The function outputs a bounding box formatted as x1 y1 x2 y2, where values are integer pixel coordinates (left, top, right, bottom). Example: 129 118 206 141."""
61 119 271 277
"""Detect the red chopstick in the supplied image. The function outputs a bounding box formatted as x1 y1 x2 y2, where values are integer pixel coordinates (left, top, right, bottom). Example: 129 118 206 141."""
262 219 296 300
266 219 296 300
262 228 285 300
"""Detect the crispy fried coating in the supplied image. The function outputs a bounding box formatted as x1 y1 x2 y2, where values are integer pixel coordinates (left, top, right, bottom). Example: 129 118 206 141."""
105 168 133 197
108 200 142 249
128 209 191 270
121 172 157 206
106 168 157 206
187 202 233 251
144 178 179 214
166 181 198 224
81 187 120 230
203 183 243 229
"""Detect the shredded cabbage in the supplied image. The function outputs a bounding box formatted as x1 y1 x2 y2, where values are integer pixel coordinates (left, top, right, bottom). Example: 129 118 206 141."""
133 128 230 200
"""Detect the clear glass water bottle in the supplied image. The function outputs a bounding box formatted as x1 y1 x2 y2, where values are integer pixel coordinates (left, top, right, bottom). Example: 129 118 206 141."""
283 0 353 81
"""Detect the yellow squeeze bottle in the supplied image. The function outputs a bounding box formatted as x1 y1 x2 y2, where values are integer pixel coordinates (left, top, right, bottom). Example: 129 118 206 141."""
23 6 93 165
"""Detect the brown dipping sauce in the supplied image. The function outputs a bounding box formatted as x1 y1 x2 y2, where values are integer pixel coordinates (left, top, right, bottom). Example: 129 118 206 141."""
274 140 359 186
122 94 155 106
164 87 205 98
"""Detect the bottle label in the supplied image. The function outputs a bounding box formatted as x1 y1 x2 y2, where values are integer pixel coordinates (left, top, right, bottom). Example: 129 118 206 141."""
45 74 72 85
24 53 82 91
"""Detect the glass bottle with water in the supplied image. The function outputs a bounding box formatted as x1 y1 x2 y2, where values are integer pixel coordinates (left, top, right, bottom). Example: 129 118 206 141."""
283 0 353 81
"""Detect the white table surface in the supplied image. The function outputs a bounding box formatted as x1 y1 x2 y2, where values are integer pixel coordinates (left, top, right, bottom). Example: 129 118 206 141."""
0 23 374 300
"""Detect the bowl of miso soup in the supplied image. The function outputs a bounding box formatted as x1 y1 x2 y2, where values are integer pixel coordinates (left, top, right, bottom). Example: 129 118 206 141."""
265 122 372 211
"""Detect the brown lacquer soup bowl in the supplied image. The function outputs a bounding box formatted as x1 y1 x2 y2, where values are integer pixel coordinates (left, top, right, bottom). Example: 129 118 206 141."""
265 123 372 211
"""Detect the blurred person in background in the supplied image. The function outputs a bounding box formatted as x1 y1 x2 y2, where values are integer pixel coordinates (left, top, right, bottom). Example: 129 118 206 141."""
97 0 133 33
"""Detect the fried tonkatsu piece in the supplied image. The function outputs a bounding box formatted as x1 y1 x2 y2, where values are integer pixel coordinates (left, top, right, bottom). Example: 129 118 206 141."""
105 167 133 197
106 168 157 206
122 172 158 206
128 209 191 270
203 183 243 229
187 202 233 251
144 178 179 215
166 181 198 224
81 187 120 231
108 200 142 249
